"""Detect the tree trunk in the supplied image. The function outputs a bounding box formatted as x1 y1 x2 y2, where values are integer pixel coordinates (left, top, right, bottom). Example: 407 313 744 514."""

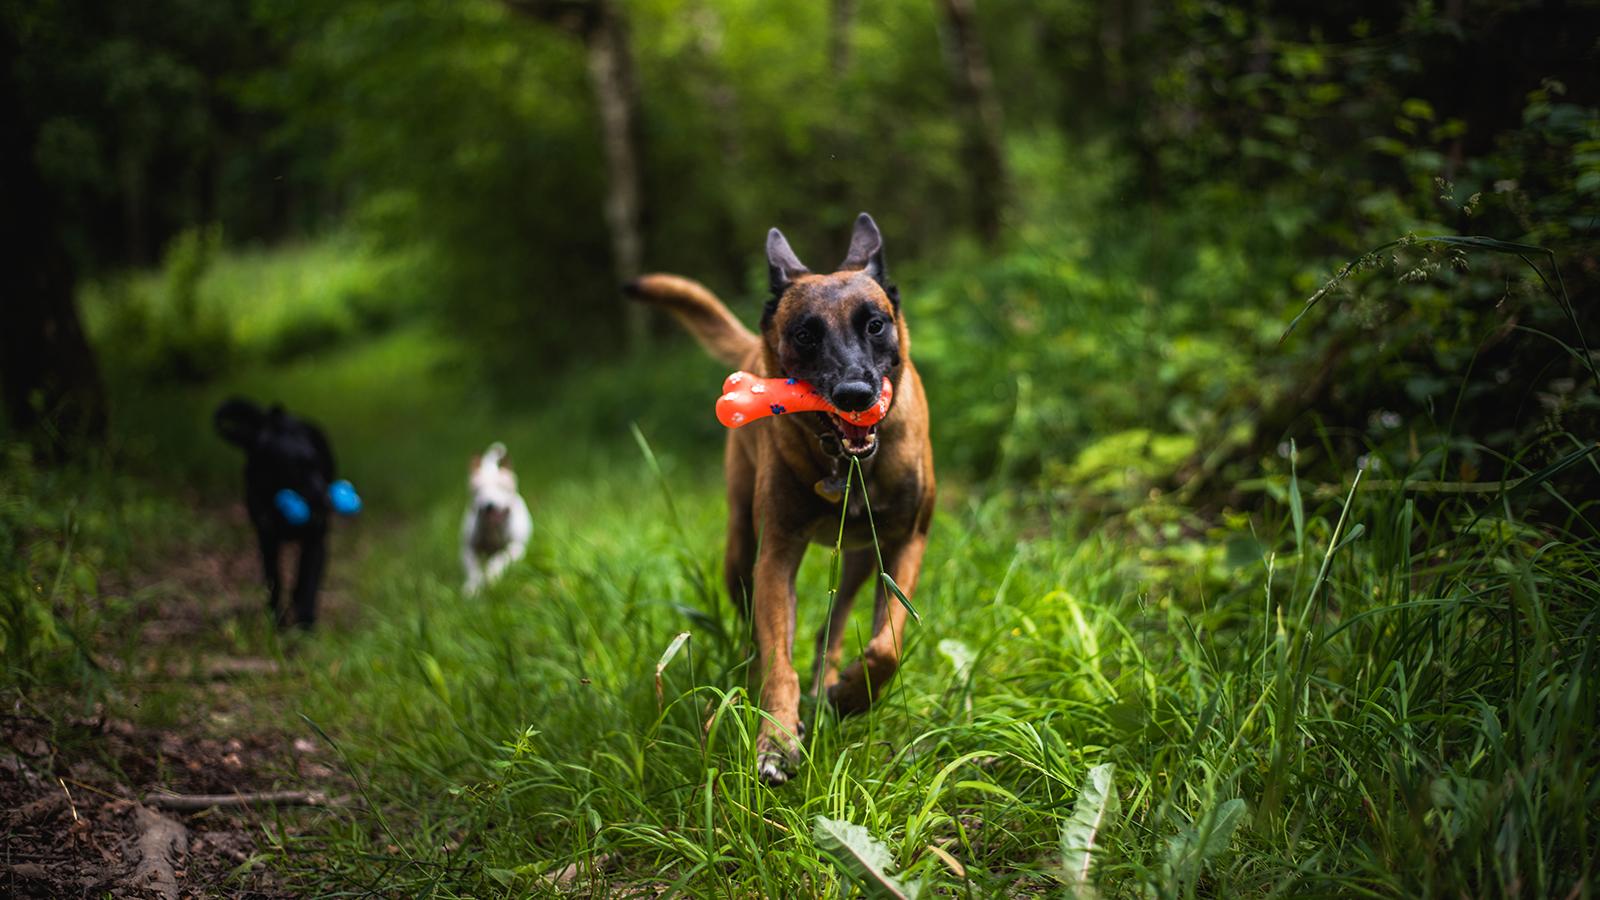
829 0 856 77
940 0 1005 242
937 0 1006 245
584 0 647 349
0 28 108 455
683 4 749 291
821 0 857 245
505 0 648 351
1097 0 1126 103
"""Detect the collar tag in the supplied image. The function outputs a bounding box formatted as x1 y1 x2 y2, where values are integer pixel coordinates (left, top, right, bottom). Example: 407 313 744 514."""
814 475 846 503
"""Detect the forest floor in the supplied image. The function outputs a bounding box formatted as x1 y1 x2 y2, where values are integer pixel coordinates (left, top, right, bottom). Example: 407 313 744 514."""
1 500 354 899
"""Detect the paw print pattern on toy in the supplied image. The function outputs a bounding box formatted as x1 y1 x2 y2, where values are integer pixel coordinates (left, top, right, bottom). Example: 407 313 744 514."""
715 371 893 429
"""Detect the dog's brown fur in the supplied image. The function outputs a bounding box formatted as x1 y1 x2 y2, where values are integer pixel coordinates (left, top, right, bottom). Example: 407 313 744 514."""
627 214 934 783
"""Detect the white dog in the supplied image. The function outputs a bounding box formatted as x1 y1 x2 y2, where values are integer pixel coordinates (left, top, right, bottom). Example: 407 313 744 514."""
461 442 532 594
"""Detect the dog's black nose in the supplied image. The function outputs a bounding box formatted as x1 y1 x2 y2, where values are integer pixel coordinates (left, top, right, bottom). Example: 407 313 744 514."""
831 380 876 412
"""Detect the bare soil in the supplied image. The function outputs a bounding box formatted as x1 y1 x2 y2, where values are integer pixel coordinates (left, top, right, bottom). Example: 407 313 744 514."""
2 507 355 898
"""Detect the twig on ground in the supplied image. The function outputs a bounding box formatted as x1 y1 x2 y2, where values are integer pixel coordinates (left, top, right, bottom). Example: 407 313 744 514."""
146 789 345 811
202 657 282 679
57 777 79 822
545 852 617 887
3 862 52 882
60 776 123 802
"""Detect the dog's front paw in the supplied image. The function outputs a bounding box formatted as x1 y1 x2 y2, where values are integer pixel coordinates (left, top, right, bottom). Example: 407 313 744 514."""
757 751 792 785
755 727 801 786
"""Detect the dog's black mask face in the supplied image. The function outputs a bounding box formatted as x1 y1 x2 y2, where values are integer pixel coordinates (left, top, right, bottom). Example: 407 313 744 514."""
215 399 335 516
775 276 899 411
762 213 902 457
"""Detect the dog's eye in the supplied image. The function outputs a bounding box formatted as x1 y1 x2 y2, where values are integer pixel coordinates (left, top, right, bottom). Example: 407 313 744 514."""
866 318 886 336
792 327 817 347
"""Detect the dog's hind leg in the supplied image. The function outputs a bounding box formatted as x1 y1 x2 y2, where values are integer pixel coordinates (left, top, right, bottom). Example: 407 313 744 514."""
291 528 327 628
827 529 928 716
462 547 483 595
257 532 286 625
812 548 874 696
483 541 525 585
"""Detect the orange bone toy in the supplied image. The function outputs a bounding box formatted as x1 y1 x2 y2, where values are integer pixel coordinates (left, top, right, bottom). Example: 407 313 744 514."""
716 371 892 429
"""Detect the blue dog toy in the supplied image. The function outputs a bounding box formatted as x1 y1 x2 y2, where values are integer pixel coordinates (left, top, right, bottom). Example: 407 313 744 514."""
275 480 362 525
275 488 311 525
330 479 362 516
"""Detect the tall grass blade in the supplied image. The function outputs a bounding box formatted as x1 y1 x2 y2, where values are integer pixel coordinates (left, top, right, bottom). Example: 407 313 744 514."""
654 631 691 706
847 455 924 626
629 422 684 533
1505 441 1599 497
881 572 921 624
1288 440 1305 554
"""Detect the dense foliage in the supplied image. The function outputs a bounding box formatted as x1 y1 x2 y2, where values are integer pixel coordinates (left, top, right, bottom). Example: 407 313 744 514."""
15 0 1593 486
4 0 1599 896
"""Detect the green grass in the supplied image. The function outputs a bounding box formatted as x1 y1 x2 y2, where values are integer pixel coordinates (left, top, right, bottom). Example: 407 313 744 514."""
78 232 423 383
61 316 1587 896
12 222 1598 896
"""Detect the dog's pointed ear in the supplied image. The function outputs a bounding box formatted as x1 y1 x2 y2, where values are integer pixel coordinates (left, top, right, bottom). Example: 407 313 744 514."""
497 451 511 471
470 453 481 472
840 212 897 308
214 398 265 448
839 212 887 285
766 227 809 297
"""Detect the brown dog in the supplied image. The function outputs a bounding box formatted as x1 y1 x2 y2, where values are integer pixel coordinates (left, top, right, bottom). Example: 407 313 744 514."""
627 213 935 783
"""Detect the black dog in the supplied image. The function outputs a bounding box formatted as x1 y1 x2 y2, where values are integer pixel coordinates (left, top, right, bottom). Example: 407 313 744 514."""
214 398 338 628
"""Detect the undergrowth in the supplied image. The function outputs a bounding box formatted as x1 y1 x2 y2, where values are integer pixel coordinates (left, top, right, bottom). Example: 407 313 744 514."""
11 217 1597 895
256 422 1596 897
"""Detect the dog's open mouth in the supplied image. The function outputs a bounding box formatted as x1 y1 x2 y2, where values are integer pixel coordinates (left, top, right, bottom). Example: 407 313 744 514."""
825 413 879 457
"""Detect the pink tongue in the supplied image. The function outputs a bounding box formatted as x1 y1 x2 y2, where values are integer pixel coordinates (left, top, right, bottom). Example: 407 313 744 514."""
838 420 871 441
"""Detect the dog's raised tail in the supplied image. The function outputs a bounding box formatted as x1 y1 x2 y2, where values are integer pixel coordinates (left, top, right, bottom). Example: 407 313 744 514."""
625 274 758 368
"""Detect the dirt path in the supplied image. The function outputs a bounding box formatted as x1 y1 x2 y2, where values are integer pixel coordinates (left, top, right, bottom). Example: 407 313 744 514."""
2 503 357 898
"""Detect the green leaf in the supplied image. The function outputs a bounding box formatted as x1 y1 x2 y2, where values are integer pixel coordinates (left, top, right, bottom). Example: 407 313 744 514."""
71 562 97 596
1330 522 1366 554
813 816 921 900
881 572 921 624
418 652 450 705
1400 97 1435 121
1165 798 1247 883
1059 763 1117 898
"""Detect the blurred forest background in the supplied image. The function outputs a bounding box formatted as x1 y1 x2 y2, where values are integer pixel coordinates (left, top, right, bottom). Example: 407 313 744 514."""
7 0 1596 487
4 0 1600 896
